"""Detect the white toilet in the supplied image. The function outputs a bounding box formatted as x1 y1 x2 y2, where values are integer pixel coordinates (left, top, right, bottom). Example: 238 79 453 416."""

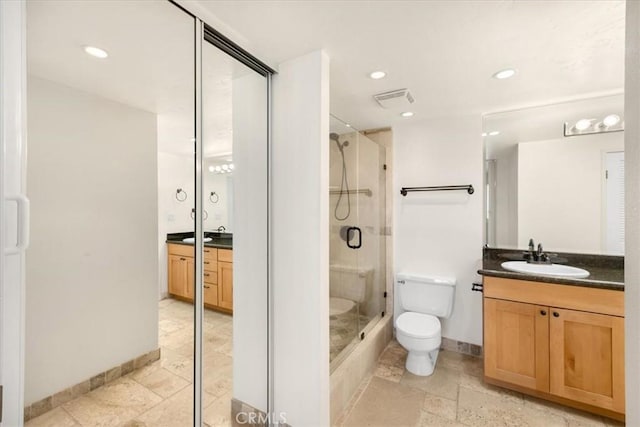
329 264 371 316
395 273 456 376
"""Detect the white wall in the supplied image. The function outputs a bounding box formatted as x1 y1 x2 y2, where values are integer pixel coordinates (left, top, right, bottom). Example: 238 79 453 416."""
272 50 330 426
157 150 193 298
25 76 159 404
393 116 484 346
625 0 640 423
517 134 623 253
232 72 269 413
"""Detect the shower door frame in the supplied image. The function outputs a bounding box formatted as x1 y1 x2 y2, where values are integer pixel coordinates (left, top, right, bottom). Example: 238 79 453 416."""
170 1 276 424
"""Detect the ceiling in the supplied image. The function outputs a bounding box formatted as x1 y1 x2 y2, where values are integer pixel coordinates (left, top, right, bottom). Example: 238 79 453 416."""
27 0 625 150
192 0 625 129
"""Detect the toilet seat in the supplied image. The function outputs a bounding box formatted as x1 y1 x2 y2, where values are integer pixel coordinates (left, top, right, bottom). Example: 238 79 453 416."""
330 297 355 316
396 312 440 339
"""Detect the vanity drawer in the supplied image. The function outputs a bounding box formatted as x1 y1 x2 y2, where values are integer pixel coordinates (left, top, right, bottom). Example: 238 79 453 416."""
203 269 217 284
167 243 194 258
218 249 233 263
204 247 217 261
483 277 624 317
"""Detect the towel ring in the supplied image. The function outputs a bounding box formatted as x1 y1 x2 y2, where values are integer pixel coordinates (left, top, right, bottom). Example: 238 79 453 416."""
190 208 208 220
209 191 219 204
176 188 187 202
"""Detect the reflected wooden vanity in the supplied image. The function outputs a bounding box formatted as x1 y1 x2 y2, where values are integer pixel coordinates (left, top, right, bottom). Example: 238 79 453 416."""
167 243 233 314
482 276 624 421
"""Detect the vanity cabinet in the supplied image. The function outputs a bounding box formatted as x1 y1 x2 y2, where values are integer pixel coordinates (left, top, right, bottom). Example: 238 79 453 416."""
167 243 232 313
483 277 624 420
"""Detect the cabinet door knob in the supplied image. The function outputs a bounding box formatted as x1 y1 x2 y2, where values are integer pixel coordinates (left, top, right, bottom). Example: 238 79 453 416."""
204 273 210 277
180 257 186 261
204 285 210 289
540 310 547 316
553 312 560 317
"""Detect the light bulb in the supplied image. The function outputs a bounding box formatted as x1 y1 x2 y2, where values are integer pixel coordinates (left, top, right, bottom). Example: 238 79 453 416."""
575 119 592 131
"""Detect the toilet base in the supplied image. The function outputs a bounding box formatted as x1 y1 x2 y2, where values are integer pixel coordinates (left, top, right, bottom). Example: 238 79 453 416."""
405 348 440 376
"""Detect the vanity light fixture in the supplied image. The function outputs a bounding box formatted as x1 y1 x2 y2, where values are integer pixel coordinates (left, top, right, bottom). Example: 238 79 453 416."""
603 114 621 127
492 68 516 80
564 114 624 137
208 166 214 172
369 71 387 80
401 111 414 118
488 131 500 136
84 45 109 59
482 132 488 137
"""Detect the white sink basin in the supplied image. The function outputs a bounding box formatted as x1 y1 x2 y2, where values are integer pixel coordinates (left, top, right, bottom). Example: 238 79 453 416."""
182 237 212 243
501 261 590 279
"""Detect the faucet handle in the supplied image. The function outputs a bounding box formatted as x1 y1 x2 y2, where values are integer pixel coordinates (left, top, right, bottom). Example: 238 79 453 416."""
528 238 535 251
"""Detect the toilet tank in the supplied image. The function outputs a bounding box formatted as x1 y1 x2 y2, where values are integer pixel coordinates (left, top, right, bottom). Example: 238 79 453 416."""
397 273 456 318
330 265 371 303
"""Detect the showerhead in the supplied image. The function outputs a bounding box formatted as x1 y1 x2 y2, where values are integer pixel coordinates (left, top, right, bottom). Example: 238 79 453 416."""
330 133 349 151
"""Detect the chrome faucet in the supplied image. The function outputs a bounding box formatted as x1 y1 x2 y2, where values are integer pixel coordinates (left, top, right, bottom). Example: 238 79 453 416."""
216 225 226 232
525 239 551 264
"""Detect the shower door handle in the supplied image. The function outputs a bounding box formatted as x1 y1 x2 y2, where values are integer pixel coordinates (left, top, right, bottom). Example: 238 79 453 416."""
347 226 362 249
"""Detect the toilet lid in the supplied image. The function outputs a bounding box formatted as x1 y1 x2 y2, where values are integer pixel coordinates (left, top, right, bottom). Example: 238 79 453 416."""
396 312 440 339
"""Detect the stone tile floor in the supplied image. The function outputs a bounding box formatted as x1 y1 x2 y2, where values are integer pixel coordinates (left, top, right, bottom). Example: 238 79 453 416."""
26 299 233 427
337 340 626 427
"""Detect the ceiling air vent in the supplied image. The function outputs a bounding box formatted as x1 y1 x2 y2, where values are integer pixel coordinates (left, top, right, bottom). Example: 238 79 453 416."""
373 89 415 109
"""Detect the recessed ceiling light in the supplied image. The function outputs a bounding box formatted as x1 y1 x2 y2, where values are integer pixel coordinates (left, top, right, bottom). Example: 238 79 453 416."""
575 119 592 131
84 45 109 59
401 111 414 118
488 131 500 136
492 68 516 80
345 124 352 128
369 71 386 80
603 114 621 127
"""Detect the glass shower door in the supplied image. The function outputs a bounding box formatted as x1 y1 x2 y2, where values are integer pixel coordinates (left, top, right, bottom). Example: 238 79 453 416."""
329 116 386 369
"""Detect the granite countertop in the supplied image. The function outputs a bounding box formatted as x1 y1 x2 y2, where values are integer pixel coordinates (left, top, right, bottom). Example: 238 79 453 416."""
166 232 233 250
479 247 624 291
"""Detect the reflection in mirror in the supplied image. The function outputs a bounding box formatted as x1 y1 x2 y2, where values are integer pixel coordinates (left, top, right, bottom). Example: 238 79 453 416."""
205 155 234 232
484 94 624 255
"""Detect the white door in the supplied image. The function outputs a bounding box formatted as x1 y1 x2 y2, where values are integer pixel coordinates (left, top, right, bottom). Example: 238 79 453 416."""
1 0 28 425
604 151 624 254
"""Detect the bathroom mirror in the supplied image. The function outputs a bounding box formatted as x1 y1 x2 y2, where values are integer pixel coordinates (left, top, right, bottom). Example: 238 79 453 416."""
484 94 624 255
204 155 234 232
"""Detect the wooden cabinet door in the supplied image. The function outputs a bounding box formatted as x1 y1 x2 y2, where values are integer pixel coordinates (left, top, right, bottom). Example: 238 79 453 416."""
204 284 218 306
549 308 624 413
217 261 233 311
484 298 550 391
168 255 189 298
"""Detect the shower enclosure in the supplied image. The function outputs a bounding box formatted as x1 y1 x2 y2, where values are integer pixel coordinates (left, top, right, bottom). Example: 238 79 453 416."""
329 115 387 369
